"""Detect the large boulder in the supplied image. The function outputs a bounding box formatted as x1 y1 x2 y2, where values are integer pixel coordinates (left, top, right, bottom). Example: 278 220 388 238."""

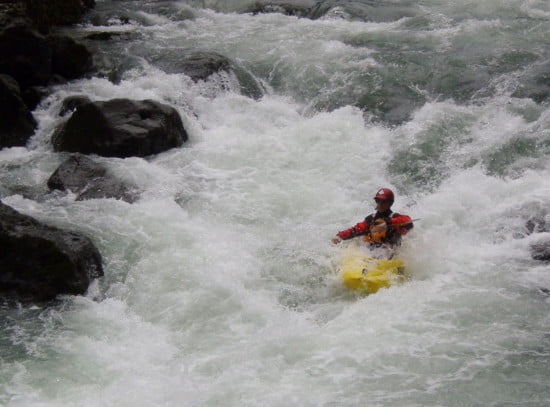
0 201 103 302
0 74 37 148
48 154 137 202
48 35 93 80
0 22 52 89
52 98 188 157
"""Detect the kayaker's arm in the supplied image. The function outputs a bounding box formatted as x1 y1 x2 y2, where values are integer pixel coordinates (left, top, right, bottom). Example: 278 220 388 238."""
332 220 370 244
390 215 414 235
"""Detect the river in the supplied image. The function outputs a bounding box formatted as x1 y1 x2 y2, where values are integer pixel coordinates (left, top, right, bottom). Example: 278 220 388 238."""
1 0 549 406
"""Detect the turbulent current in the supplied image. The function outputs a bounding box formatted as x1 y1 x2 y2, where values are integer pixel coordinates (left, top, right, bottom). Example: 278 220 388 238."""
1 0 550 405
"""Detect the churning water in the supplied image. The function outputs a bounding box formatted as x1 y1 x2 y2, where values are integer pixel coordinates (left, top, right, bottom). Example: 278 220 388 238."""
1 0 549 406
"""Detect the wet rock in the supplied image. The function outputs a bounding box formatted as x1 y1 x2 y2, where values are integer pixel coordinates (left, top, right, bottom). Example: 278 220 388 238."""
0 4 27 31
85 31 117 41
0 22 52 88
23 0 96 33
0 74 37 148
530 240 550 262
149 50 264 99
245 1 315 17
52 98 188 158
0 201 103 302
47 35 93 80
512 61 550 104
21 85 50 111
152 50 231 82
357 82 425 125
47 154 137 203
84 32 139 42
308 0 416 22
58 95 91 116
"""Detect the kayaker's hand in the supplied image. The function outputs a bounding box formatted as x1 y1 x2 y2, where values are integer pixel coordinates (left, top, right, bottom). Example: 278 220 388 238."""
332 236 342 244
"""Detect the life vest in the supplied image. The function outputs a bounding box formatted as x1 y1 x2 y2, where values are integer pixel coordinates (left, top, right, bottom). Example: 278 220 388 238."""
363 218 391 243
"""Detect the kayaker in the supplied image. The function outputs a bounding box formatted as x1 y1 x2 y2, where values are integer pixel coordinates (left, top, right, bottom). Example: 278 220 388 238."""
332 188 414 249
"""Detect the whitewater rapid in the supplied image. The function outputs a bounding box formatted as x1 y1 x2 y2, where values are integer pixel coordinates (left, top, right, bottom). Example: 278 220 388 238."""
1 1 549 406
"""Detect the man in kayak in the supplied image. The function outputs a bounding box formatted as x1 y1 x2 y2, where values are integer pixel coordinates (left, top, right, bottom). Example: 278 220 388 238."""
331 188 414 249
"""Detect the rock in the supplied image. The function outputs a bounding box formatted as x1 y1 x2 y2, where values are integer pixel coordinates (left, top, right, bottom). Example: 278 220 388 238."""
356 82 425 125
48 154 137 202
85 32 115 41
0 4 27 29
52 98 188 157
245 1 315 17
512 61 550 104
0 22 52 88
21 85 50 111
58 95 92 116
152 50 231 82
47 35 93 80
308 0 416 22
23 0 95 33
149 50 264 99
0 201 103 302
0 74 37 148
530 240 550 262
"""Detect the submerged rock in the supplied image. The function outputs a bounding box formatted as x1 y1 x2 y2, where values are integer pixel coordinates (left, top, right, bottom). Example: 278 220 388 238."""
357 83 425 125
0 74 37 148
151 50 231 82
308 0 416 22
245 1 315 17
52 98 188 158
530 240 550 262
0 201 103 302
48 154 138 202
149 50 264 99
512 61 550 104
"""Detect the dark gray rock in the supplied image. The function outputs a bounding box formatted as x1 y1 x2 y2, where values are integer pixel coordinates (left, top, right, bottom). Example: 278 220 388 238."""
0 5 28 30
21 85 50 111
59 95 92 116
357 82 425 125
52 98 188 158
48 155 137 202
23 0 95 33
152 50 231 82
0 201 103 302
245 1 315 17
0 22 52 88
47 35 93 80
0 74 37 148
84 31 139 41
149 50 263 99
512 61 550 104
530 240 550 262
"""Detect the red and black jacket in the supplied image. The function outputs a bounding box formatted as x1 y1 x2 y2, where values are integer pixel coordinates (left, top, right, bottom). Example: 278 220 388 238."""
337 210 413 247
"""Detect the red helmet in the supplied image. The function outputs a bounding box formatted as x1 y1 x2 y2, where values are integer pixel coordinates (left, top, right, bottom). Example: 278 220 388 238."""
374 188 394 203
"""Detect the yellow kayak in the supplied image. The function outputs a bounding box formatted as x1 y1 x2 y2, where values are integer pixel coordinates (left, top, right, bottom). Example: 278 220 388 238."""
339 248 406 294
